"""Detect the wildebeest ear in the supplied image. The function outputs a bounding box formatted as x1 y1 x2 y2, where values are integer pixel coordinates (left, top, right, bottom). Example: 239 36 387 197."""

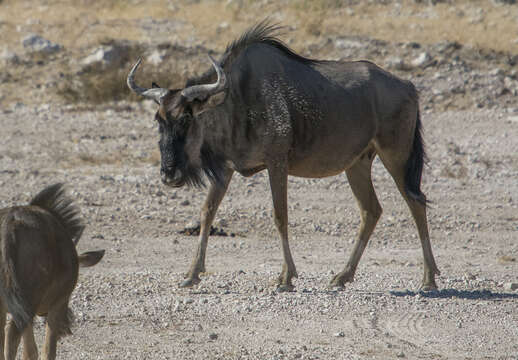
78 250 105 267
190 92 227 116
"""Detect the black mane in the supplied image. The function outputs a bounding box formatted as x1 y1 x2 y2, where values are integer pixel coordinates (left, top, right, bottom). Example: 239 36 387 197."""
222 20 318 67
30 183 85 244
186 20 318 87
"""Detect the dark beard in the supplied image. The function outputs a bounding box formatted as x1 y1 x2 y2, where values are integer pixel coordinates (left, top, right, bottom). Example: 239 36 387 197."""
180 144 225 188
200 143 226 186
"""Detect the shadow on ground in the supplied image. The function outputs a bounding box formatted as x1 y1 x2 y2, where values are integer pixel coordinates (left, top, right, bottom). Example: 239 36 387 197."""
390 289 518 300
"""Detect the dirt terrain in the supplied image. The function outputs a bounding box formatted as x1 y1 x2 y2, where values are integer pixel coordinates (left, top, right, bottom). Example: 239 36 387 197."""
1 0 517 359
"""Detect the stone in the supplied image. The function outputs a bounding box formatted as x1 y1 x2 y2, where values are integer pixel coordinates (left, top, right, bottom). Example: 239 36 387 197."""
217 22 230 34
412 52 431 68
82 45 127 69
1 48 20 64
146 49 167 66
386 57 410 71
504 282 518 291
22 34 62 54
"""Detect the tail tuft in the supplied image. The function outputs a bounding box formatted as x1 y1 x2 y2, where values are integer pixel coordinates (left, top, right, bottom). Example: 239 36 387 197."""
404 109 428 205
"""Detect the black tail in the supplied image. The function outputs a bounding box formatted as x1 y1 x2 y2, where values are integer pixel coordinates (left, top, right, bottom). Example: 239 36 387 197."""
0 212 34 330
30 183 85 244
404 109 428 205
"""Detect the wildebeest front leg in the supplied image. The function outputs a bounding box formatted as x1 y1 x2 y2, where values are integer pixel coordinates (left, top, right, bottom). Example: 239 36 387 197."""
331 154 382 288
268 161 298 291
22 326 38 360
180 169 234 288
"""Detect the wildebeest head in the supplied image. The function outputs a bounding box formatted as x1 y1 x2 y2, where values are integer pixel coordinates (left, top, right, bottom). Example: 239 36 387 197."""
127 56 227 187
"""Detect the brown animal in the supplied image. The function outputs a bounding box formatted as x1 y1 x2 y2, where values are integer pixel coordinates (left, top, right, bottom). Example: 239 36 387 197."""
127 21 440 292
0 183 104 360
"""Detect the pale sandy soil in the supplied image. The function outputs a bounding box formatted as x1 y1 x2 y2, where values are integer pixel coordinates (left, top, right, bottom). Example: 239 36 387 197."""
0 1 517 359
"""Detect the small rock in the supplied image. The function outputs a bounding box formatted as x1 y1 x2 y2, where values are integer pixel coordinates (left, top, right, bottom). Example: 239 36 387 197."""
208 333 218 340
82 45 126 69
386 57 410 71
489 68 504 77
180 199 190 206
504 282 518 291
22 34 62 54
215 218 228 228
411 52 431 68
334 331 345 337
397 352 406 358
146 49 167 66
334 38 363 50
173 301 181 312
217 22 230 34
0 49 20 64
186 220 199 229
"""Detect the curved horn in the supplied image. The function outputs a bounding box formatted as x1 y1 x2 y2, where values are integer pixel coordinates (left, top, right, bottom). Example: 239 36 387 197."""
181 54 227 102
127 58 169 103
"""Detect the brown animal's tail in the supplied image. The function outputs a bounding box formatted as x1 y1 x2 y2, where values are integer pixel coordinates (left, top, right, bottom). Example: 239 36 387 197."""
404 109 428 205
0 212 34 330
30 183 85 244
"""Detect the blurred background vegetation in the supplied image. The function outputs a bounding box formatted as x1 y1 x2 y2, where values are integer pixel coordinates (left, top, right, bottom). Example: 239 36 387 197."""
1 0 517 105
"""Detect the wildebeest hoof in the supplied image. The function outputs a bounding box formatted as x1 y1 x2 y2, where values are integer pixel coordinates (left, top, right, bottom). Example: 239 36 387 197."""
328 283 346 291
179 277 200 288
276 284 295 293
419 283 438 292
329 273 353 288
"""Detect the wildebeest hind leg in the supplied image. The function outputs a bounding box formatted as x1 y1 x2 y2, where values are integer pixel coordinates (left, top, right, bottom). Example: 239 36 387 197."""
180 169 234 288
330 154 382 288
5 319 22 360
42 303 71 360
379 156 440 290
0 300 6 359
268 162 298 292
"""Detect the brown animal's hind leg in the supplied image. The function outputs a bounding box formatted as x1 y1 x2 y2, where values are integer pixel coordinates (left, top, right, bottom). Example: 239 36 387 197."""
22 326 38 360
330 153 382 288
42 321 58 360
0 300 6 360
4 319 22 360
380 157 440 290
180 169 234 288
268 161 297 292
42 304 72 360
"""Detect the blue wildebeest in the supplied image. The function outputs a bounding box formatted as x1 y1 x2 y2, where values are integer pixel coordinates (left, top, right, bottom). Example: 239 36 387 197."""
0 183 104 360
127 22 440 291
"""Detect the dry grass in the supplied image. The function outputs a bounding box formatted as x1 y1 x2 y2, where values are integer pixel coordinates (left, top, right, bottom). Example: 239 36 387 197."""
2 0 517 53
1 0 517 105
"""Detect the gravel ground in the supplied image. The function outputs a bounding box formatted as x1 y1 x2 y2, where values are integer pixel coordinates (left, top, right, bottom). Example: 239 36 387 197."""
1 1 518 359
1 102 517 359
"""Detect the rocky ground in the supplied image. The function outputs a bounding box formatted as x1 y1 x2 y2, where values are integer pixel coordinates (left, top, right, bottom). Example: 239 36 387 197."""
1 0 518 359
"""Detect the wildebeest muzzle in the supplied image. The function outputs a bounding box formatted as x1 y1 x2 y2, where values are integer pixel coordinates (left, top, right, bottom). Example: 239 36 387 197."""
160 167 185 187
